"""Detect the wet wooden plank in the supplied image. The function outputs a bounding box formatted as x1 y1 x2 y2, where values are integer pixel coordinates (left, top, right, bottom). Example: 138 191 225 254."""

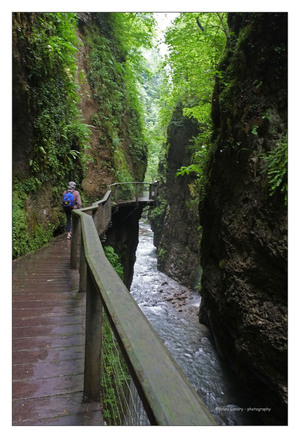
13 358 84 380
13 393 102 425
13 345 84 365
12 292 81 301
14 409 104 426
13 374 84 400
13 323 84 338
12 334 85 351
12 233 103 426
12 314 84 328
12 299 81 309
13 307 84 318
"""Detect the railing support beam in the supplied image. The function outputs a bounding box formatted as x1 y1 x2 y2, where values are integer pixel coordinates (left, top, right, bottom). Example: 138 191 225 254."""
70 214 80 269
83 265 103 402
79 235 87 293
135 183 139 203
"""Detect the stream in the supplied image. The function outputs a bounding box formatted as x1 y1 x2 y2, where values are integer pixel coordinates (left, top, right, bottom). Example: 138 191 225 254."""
130 221 264 425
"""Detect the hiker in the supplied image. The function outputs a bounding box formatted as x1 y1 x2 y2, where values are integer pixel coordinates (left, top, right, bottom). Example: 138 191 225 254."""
62 181 82 239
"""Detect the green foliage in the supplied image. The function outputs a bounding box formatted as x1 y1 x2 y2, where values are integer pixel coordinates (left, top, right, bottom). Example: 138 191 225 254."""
86 13 153 183
113 149 134 187
157 13 228 200
100 313 130 425
175 129 215 204
12 190 55 259
148 194 168 241
12 176 64 259
101 245 128 424
261 135 288 204
12 12 154 259
13 12 92 257
103 245 124 280
163 13 228 124
112 13 156 71
12 192 29 258
213 13 287 208
140 48 169 181
158 246 167 260
17 12 91 186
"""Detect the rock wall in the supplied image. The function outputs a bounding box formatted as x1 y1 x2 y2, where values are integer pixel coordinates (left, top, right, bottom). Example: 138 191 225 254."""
199 13 287 424
105 204 144 289
150 106 201 290
76 13 147 200
12 13 147 258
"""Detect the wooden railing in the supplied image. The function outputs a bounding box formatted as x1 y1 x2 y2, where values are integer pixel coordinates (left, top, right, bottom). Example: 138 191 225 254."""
70 182 216 426
109 181 158 205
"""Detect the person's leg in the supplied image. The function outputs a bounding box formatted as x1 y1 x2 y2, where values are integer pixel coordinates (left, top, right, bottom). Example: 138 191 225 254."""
65 208 72 239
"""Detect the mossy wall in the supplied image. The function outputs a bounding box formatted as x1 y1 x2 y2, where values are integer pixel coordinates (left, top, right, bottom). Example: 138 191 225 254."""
199 13 287 424
76 13 147 199
150 105 201 289
12 12 147 258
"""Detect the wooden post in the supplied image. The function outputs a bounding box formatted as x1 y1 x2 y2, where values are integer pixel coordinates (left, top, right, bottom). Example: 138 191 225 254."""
149 183 154 200
83 265 102 401
70 214 80 269
151 181 158 201
79 235 87 293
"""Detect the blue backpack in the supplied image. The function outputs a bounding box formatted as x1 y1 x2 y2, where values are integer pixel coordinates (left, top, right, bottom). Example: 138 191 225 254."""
62 190 75 208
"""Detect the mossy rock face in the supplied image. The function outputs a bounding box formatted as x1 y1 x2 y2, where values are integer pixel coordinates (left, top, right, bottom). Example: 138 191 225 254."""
12 12 147 257
77 12 147 201
150 105 201 290
200 13 287 424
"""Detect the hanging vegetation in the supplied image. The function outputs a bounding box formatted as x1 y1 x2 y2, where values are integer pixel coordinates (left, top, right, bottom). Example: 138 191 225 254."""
12 12 156 258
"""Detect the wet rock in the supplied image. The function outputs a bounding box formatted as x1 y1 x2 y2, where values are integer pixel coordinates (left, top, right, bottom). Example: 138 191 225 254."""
150 105 201 290
199 13 287 425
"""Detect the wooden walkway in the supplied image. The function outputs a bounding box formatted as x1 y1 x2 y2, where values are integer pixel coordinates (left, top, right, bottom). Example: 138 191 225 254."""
12 234 103 426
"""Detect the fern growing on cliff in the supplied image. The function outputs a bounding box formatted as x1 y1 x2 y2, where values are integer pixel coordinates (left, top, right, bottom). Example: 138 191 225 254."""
261 135 288 204
16 12 91 185
175 126 216 205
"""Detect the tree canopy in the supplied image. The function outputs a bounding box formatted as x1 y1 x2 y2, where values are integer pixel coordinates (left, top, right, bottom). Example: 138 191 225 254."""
142 13 228 191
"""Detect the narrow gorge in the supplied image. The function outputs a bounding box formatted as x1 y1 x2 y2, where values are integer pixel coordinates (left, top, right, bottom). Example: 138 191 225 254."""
13 12 147 259
152 13 287 424
12 11 288 426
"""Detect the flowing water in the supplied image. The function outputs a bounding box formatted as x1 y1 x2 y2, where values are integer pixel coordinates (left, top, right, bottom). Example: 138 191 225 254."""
130 221 264 425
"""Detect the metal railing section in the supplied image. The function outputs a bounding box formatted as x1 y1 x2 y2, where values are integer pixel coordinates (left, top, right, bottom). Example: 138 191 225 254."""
70 182 216 426
101 313 150 425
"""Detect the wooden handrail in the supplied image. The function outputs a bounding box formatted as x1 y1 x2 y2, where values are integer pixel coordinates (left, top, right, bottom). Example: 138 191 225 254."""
70 182 216 425
108 181 158 205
